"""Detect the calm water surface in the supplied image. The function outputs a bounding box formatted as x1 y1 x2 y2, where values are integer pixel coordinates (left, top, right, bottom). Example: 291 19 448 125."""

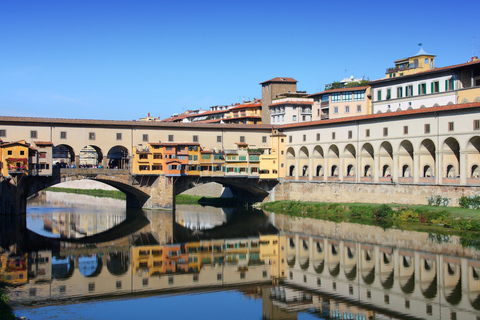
1 191 480 319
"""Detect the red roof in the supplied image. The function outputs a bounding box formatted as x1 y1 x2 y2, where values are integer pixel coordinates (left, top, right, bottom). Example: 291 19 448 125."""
223 116 262 122
269 100 313 107
229 102 262 110
308 86 369 97
34 141 54 146
280 102 480 129
260 77 297 84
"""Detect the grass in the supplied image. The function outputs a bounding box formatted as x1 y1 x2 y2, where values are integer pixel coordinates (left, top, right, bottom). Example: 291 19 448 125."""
46 187 127 200
259 201 480 238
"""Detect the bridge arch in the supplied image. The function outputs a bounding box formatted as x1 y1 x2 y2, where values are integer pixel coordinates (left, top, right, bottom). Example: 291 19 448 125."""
79 145 104 168
107 146 129 169
53 144 76 167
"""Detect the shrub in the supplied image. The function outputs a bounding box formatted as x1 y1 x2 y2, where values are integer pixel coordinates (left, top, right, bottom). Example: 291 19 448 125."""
427 195 449 207
459 195 480 209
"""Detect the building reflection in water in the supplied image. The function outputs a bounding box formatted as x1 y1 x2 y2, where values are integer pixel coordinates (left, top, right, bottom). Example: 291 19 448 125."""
2 207 480 319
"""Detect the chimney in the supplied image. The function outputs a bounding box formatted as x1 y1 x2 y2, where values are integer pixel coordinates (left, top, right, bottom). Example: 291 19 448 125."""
148 112 150 117
472 56 479 62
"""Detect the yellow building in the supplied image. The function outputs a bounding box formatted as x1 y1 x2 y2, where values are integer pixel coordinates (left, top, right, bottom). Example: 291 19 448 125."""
224 101 262 124
260 129 286 179
0 252 28 286
131 245 164 276
0 140 33 176
385 46 435 78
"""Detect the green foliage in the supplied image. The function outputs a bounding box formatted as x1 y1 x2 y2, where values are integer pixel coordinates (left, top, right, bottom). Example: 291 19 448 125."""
0 290 15 320
374 204 394 219
345 80 369 87
459 195 480 209
427 195 450 207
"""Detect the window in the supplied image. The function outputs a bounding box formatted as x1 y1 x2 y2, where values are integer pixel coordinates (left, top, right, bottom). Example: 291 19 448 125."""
405 300 410 309
331 93 341 102
383 127 388 137
240 272 246 279
289 136 292 143
426 305 432 315
475 120 480 130
60 131 67 139
193 135 198 142
432 81 440 93
386 88 391 100
263 271 267 278
217 135 222 143
143 134 148 142
406 85 413 97
29 288 37 297
419 83 427 95
342 91 352 101
0 129 5 137
7 150 12 155
292 115 297 121
20 151 24 155
366 290 371 298
384 294 390 304
262 136 267 143
88 283 95 292
446 78 455 91
303 134 306 142
116 281 122 289
217 273 222 281
332 282 336 290
348 130 352 139
168 277 174 284
30 130 37 139
40 152 47 158
59 285 66 293
116 133 122 140
345 106 350 113
317 278 321 286
366 129 370 137
240 136 245 143
333 106 338 114
354 91 364 101
349 285 354 295
168 135 174 142
316 133 320 141
404 126 408 134
89 132 95 140
397 87 403 98
303 275 307 283
448 122 454 131
193 275 199 282
377 90 382 101
425 124 430 134
142 278 149 286
357 105 361 112
332 132 336 140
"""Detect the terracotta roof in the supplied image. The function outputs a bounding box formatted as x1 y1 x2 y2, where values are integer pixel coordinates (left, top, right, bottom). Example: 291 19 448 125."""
368 59 480 85
195 118 224 123
200 150 213 154
149 142 200 147
0 140 29 147
308 86 369 97
229 102 262 110
280 102 480 129
269 100 313 107
223 116 262 122
34 141 54 146
235 142 248 146
260 77 297 84
0 116 274 130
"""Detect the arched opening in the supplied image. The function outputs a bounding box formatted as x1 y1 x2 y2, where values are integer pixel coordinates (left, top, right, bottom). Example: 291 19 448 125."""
107 146 129 169
364 165 372 177
346 164 355 176
302 165 308 177
289 165 295 177
423 165 433 177
382 165 391 177
316 165 323 177
472 165 480 178
402 165 411 177
331 165 338 177
52 144 75 168
80 145 103 168
443 137 460 180
446 164 456 178
328 145 339 178
419 139 436 180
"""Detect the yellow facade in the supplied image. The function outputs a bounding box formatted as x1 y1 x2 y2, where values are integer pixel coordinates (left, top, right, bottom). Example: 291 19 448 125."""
458 87 480 103
0 140 31 176
0 252 28 285
386 49 435 77
131 245 164 276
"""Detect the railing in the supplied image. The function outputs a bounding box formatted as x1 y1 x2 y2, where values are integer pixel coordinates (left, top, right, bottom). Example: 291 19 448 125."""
467 178 480 185
398 177 413 183
443 177 459 184
343 176 355 182
360 177 373 182
419 177 435 183
327 176 339 181
378 177 393 182
321 114 329 120
60 168 130 175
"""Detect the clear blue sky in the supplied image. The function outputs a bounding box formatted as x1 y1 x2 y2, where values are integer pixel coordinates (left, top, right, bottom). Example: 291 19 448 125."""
1 0 478 121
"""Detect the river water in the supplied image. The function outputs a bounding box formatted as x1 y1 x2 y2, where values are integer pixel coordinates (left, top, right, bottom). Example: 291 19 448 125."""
1 191 480 319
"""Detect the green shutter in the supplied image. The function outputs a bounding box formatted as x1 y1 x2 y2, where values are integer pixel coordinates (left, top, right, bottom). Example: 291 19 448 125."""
445 80 448 91
431 82 433 93
418 84 421 95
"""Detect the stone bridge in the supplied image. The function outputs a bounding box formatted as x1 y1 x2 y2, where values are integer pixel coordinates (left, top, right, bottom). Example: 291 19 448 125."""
1 168 278 214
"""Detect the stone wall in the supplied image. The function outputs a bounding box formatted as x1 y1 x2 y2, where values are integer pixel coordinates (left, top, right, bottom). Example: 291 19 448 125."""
180 182 233 198
272 181 480 206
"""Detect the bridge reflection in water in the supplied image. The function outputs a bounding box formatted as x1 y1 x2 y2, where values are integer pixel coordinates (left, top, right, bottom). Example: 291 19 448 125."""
2 205 480 319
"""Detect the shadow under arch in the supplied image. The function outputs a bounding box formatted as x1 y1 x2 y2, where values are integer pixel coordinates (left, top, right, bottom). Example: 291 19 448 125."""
52 256 75 280
78 254 103 278
107 252 130 276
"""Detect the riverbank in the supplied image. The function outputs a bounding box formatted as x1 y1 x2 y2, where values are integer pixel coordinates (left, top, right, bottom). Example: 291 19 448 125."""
0 284 15 320
260 201 480 243
45 187 126 200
